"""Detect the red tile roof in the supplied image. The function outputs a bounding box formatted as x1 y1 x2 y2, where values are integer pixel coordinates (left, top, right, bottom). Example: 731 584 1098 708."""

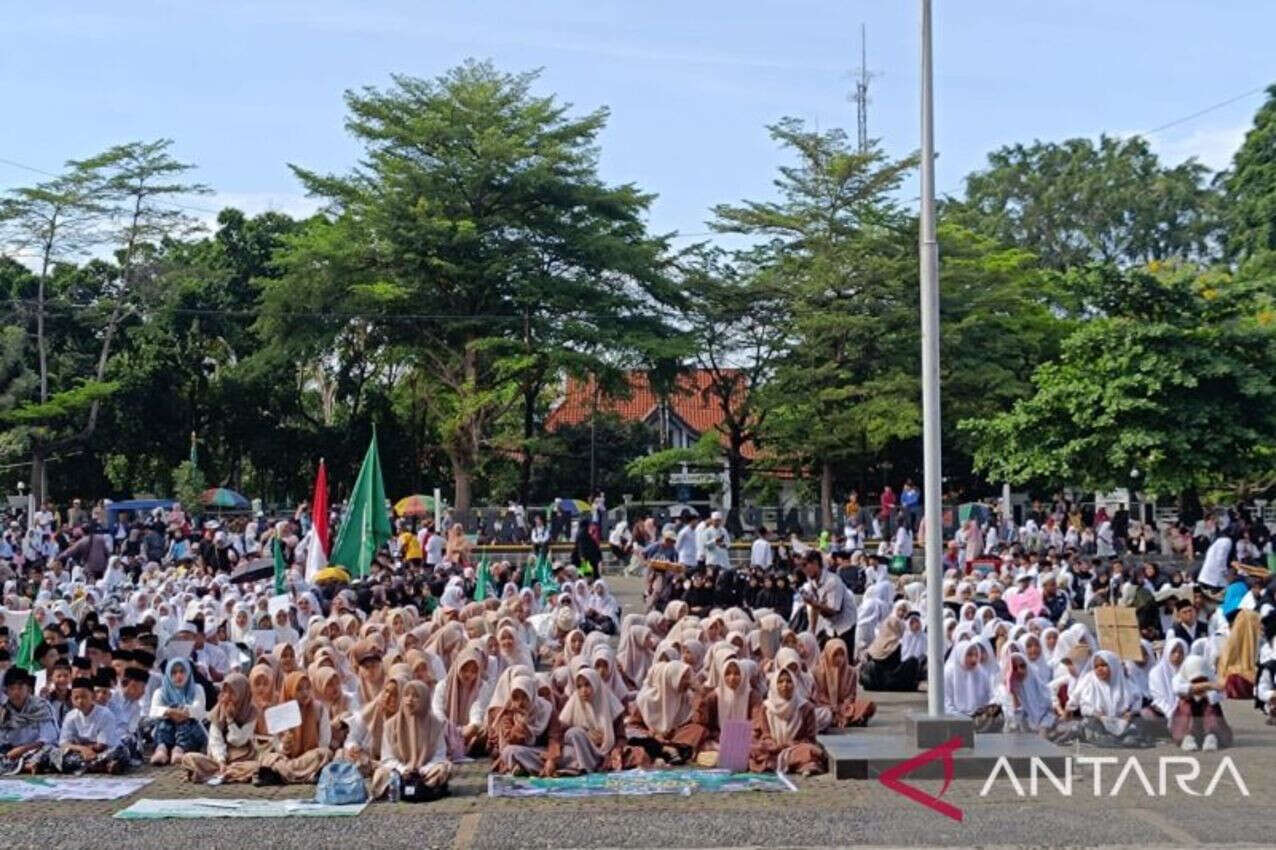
545 370 757 458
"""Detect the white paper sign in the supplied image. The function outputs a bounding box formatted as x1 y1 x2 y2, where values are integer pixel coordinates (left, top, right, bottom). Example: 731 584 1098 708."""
163 640 194 661
264 699 302 734
267 594 292 619
250 630 276 651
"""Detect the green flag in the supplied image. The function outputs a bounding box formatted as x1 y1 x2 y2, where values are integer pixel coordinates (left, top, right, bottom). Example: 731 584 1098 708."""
14 613 43 673
272 535 288 595
474 554 492 601
328 430 391 579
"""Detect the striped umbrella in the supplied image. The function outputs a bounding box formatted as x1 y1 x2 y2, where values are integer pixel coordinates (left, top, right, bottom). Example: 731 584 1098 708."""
199 487 250 509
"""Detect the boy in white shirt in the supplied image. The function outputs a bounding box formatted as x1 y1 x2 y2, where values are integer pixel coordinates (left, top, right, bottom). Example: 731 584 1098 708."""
47 676 128 774
110 667 149 764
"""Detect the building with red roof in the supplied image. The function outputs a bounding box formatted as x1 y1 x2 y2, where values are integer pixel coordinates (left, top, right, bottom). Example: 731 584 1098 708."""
545 370 757 458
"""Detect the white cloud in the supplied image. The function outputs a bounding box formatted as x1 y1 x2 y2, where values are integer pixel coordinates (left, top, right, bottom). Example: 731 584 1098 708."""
1141 124 1248 173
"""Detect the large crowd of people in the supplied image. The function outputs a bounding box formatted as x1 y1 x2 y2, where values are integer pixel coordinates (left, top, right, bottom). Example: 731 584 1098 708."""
0 492 1273 803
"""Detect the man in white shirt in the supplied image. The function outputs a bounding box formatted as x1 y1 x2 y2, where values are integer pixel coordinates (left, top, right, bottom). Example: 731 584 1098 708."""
701 511 731 570
424 522 445 568
799 551 856 647
749 527 773 569
1197 531 1234 590
674 512 699 569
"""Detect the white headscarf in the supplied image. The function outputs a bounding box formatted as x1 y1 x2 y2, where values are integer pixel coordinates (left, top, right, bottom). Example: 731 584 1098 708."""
996 650 1055 731
1149 637 1187 717
943 639 991 717
1068 650 1139 733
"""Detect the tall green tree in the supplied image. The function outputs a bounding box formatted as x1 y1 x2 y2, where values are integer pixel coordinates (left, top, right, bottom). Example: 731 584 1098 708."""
1 140 208 500
962 263 1276 504
713 120 918 528
262 62 676 513
1221 84 1276 262
953 135 1216 270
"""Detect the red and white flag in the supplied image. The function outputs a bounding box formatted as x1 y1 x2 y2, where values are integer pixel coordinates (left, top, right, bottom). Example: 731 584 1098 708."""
311 458 330 556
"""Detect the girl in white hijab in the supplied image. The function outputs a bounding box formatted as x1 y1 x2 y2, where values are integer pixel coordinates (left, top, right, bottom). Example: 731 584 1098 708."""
1066 650 1141 738
943 639 993 718
1148 637 1187 722
1171 654 1232 751
854 580 894 658
996 649 1056 732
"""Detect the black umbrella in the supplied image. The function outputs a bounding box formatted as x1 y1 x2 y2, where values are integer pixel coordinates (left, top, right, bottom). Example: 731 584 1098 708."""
230 557 275 584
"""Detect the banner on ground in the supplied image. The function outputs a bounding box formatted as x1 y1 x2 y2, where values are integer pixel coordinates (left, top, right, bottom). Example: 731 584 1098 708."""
487 768 795 798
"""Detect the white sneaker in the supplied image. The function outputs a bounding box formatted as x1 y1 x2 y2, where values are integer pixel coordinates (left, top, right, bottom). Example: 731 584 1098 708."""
1180 735 1198 752
1201 734 1218 751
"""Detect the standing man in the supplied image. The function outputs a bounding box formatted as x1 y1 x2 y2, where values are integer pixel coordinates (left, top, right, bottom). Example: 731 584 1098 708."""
1197 528 1233 593
799 551 856 648
899 480 920 532
701 511 732 571
749 526 773 570
674 510 699 573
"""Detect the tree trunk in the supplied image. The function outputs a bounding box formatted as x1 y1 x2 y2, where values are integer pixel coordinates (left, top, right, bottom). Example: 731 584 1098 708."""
726 440 744 537
519 381 536 507
29 442 46 505
820 460 834 532
452 455 472 516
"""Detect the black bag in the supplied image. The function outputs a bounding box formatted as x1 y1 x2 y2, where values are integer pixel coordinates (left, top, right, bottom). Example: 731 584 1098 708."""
400 777 449 803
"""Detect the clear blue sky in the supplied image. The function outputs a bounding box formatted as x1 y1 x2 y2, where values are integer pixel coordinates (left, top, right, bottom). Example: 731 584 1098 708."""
3 1 1273 242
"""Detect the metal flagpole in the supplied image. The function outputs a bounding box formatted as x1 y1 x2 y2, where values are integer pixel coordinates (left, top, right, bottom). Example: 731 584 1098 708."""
919 0 945 716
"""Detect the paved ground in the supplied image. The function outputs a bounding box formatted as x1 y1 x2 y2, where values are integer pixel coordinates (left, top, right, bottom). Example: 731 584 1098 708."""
1 574 1271 849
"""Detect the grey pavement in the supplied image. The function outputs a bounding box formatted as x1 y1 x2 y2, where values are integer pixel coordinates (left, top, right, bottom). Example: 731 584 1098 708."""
1 574 1271 849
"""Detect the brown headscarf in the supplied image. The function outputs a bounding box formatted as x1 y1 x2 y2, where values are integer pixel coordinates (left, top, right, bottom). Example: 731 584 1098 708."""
358 675 402 761
351 639 386 705
280 670 320 757
440 645 486 726
383 680 445 770
211 672 257 728
815 638 859 703
1217 608 1260 684
249 663 278 736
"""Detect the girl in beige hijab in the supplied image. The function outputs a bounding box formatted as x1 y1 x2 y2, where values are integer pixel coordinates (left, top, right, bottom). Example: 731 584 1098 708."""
749 668 826 776
557 667 624 773
431 645 490 758
370 680 451 800
812 639 876 728
626 660 707 766
486 666 560 776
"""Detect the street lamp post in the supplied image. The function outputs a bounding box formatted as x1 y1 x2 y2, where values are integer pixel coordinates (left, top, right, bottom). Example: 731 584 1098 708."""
918 0 945 716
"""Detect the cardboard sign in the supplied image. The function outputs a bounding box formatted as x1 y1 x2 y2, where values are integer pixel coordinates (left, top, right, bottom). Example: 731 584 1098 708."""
1007 587 1043 618
264 700 302 734
267 594 292 619
250 630 276 651
717 719 752 773
1094 605 1142 661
